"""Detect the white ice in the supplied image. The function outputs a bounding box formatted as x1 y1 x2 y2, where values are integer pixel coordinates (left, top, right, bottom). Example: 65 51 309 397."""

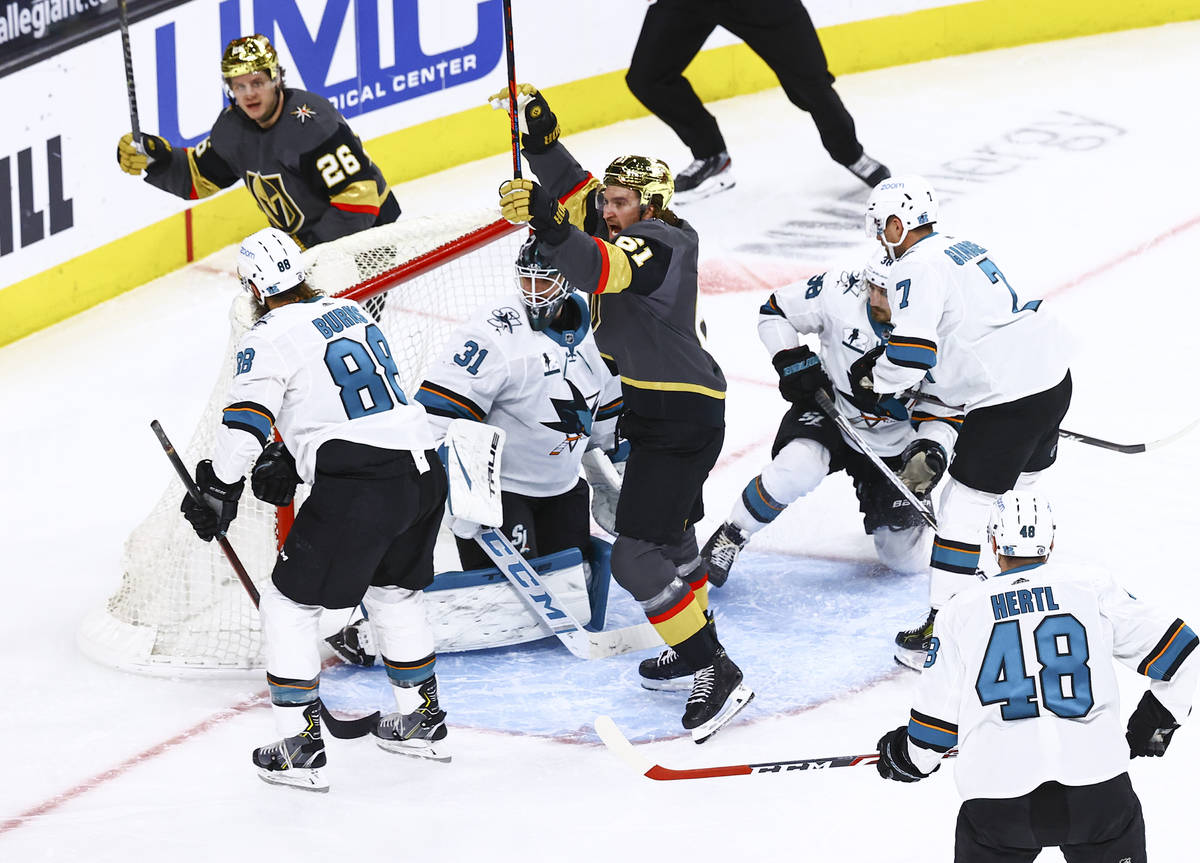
3 22 1199 861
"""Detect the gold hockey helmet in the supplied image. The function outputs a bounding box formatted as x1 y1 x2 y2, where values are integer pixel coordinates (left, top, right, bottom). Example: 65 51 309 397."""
221 34 281 82
602 155 673 210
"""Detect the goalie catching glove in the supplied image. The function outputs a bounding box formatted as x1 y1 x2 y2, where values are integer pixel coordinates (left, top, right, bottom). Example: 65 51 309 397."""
116 132 173 175
180 460 244 542
771 345 830 407
251 442 301 506
582 444 628 535
499 179 571 243
487 83 561 154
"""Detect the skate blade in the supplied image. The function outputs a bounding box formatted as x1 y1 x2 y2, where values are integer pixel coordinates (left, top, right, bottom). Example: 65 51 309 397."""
691 684 754 744
893 647 927 672
640 677 692 693
256 767 329 793
376 738 452 763
672 174 736 205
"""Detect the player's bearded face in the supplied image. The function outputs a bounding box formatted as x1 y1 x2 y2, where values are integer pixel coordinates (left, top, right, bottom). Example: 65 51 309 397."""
868 282 891 323
599 186 643 238
229 71 281 124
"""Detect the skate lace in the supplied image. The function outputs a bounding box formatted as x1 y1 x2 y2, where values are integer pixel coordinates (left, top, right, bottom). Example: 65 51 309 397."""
710 535 739 569
687 665 716 705
656 647 679 668
678 158 707 179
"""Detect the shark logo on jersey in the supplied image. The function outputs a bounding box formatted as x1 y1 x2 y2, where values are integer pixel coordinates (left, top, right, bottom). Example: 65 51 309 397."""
543 379 598 455
542 352 562 376
488 307 523 333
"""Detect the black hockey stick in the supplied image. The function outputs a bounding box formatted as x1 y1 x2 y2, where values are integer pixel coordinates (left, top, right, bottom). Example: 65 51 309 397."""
117 0 141 147
595 716 957 780
904 390 1200 455
150 420 379 739
815 390 938 529
501 0 521 179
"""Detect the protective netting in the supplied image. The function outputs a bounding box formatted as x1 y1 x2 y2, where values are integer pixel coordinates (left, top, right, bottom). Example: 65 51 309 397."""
78 211 528 675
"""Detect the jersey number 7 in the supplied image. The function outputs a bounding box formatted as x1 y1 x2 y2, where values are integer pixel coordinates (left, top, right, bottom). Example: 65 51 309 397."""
975 613 1094 721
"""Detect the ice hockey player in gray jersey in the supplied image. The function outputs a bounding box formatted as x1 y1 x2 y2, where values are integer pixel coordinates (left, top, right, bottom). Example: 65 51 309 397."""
688 253 961 662
876 493 1198 862
179 228 448 792
495 84 752 743
116 35 398 249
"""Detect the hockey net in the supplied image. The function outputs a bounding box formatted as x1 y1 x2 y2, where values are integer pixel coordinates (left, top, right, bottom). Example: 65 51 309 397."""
78 210 537 675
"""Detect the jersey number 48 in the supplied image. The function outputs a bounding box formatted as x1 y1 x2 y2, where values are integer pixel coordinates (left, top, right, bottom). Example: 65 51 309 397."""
975 613 1094 721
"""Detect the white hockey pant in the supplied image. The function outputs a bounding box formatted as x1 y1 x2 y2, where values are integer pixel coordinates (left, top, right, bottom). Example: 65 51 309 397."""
259 579 324 738
729 438 830 535
363 585 436 714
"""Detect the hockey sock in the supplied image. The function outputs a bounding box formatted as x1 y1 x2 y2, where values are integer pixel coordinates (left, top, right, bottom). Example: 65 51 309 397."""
380 654 436 713
259 580 322 682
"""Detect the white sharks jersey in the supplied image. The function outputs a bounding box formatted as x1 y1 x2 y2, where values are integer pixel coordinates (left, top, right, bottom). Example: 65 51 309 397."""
415 293 622 497
212 296 435 484
870 232 1072 411
759 266 960 458
905 561 1199 801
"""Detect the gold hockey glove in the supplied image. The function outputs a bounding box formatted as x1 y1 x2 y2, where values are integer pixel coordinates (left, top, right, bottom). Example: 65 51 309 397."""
116 133 172 175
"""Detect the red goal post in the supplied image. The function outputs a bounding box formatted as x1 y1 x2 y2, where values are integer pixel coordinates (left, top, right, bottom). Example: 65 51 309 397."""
78 211 526 676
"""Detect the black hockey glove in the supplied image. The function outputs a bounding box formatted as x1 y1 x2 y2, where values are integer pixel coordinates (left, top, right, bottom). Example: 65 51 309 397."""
771 346 831 406
847 346 909 421
498 178 570 244
1126 690 1180 758
516 85 560 154
180 460 244 542
251 442 301 506
898 439 948 496
876 726 933 783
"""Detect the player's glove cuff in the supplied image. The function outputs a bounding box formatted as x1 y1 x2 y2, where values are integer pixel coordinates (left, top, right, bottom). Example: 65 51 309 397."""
876 726 932 783
1126 690 1180 758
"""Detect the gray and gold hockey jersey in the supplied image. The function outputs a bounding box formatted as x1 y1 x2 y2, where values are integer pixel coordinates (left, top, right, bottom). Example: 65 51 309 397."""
144 88 395 248
525 143 726 428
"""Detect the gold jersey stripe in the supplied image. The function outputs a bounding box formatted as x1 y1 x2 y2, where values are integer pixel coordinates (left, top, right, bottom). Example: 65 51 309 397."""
619 375 726 400
186 149 224 199
330 179 387 212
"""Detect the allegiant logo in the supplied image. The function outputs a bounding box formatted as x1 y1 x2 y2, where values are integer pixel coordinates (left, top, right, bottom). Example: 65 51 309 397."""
154 0 504 147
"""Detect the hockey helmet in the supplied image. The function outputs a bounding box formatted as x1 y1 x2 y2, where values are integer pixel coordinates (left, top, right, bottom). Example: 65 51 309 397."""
515 234 572 331
237 227 305 304
862 253 893 293
602 155 674 210
221 34 282 84
864 175 938 260
987 492 1056 559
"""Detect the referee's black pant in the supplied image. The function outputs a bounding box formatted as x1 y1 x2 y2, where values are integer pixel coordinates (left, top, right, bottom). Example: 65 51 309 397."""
625 0 862 165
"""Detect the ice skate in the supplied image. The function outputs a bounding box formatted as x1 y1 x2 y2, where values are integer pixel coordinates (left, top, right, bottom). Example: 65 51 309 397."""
373 677 451 763
251 702 329 793
894 607 937 671
672 152 735 203
701 522 749 588
638 645 693 692
325 616 376 666
846 153 891 187
682 648 754 744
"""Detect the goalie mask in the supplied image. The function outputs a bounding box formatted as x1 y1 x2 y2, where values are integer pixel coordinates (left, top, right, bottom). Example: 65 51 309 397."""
221 34 283 95
864 175 938 260
515 234 572 331
987 492 1056 560
237 227 305 305
601 155 674 210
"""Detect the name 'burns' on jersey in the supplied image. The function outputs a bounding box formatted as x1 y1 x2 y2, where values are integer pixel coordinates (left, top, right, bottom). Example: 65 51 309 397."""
414 293 622 498
905 559 1198 801
212 296 434 485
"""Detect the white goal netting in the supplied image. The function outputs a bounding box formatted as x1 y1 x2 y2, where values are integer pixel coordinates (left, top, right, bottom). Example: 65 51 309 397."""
78 211 540 676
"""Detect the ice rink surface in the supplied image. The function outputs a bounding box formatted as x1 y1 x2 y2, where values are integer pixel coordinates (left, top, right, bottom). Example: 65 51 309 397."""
4 22 1199 861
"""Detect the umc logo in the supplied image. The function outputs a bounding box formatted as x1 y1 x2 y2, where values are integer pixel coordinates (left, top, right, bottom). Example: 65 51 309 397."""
154 0 504 147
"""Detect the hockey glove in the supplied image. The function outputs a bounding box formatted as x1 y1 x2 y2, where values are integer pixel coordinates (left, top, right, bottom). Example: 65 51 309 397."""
847 346 909 421
251 442 301 506
116 132 172 175
898 439 948 497
180 460 244 542
488 83 561 154
1126 690 1180 758
876 726 933 783
771 345 831 406
499 178 571 243
582 448 626 536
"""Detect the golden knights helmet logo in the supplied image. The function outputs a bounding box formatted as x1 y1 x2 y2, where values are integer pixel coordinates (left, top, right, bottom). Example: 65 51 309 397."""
246 171 305 234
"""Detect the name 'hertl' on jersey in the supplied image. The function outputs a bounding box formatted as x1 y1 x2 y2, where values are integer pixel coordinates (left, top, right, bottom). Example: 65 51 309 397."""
212 296 434 484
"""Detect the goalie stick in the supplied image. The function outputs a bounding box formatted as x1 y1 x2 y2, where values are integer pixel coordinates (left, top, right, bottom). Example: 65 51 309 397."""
594 715 958 781
814 390 938 529
150 419 379 740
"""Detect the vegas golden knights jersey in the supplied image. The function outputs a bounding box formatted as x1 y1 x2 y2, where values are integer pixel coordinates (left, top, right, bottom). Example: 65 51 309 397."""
144 88 396 248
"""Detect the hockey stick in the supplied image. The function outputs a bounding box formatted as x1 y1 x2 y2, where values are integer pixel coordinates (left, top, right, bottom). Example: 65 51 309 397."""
903 390 1199 455
475 528 664 659
501 0 521 179
150 420 378 739
117 0 141 147
814 390 938 529
595 715 958 781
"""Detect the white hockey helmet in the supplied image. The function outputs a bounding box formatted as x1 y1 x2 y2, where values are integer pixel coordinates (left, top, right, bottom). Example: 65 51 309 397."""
862 252 893 292
987 492 1056 559
864 175 938 260
237 227 305 304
